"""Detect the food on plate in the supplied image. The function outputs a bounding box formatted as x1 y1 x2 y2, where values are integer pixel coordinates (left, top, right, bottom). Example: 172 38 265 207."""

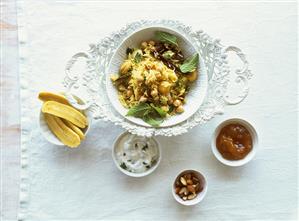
42 101 88 128
114 133 159 173
38 91 70 105
110 31 199 126
174 172 203 201
44 113 81 148
216 123 253 160
39 92 88 148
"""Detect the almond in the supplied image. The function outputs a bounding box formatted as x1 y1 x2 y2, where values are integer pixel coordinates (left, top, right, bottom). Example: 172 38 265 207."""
187 193 197 200
179 187 187 195
180 177 187 186
185 173 191 180
186 179 193 185
187 185 195 193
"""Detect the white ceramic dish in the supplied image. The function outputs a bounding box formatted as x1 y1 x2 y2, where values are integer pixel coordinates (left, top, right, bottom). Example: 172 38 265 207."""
39 93 91 146
211 118 258 167
172 169 208 206
106 26 208 128
112 131 161 177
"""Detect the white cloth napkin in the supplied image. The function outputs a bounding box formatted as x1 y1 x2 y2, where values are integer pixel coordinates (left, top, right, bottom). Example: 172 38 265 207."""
17 1 297 220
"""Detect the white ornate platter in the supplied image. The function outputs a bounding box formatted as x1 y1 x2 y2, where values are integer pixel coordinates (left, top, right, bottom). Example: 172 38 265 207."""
63 20 252 137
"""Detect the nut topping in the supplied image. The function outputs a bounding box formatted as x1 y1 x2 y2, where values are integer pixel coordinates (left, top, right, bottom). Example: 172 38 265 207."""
175 172 203 201
180 177 187 186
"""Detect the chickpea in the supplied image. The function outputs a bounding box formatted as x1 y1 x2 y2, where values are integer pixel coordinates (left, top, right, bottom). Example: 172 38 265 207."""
136 75 144 82
151 89 158 97
176 105 184 113
141 41 148 49
187 71 197 82
120 60 132 74
118 84 126 91
158 81 171 95
166 94 173 104
149 40 155 46
161 106 169 112
173 99 182 107
153 96 160 101
126 90 133 97
139 96 147 103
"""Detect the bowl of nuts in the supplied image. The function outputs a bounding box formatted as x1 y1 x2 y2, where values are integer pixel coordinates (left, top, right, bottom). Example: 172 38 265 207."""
172 169 208 206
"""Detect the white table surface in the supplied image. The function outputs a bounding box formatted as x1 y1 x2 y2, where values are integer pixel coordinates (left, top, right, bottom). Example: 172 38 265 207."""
2 1 298 220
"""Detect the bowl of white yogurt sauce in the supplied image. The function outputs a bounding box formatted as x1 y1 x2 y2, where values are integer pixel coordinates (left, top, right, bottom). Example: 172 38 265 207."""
112 131 161 177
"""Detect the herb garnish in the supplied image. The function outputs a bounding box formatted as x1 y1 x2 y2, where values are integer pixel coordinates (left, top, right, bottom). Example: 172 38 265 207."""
126 103 167 127
134 52 142 63
120 162 127 170
142 144 149 151
179 53 199 73
155 31 178 47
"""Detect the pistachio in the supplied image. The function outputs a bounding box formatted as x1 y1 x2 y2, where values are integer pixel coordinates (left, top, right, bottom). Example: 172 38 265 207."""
180 177 187 186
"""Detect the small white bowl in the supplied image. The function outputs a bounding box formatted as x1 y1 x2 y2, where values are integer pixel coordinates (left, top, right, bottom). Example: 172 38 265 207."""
172 169 208 206
112 131 161 177
211 118 258 167
39 93 91 146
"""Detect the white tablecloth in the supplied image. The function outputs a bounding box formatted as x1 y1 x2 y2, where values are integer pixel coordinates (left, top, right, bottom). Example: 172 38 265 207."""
17 1 297 220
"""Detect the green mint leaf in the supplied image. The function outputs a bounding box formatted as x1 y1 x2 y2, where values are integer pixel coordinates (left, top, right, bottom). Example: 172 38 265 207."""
127 103 166 127
143 114 163 127
179 53 199 73
126 103 151 118
155 31 178 46
150 104 167 118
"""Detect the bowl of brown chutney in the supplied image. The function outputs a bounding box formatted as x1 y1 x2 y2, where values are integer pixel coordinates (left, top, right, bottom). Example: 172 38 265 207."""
211 118 258 166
